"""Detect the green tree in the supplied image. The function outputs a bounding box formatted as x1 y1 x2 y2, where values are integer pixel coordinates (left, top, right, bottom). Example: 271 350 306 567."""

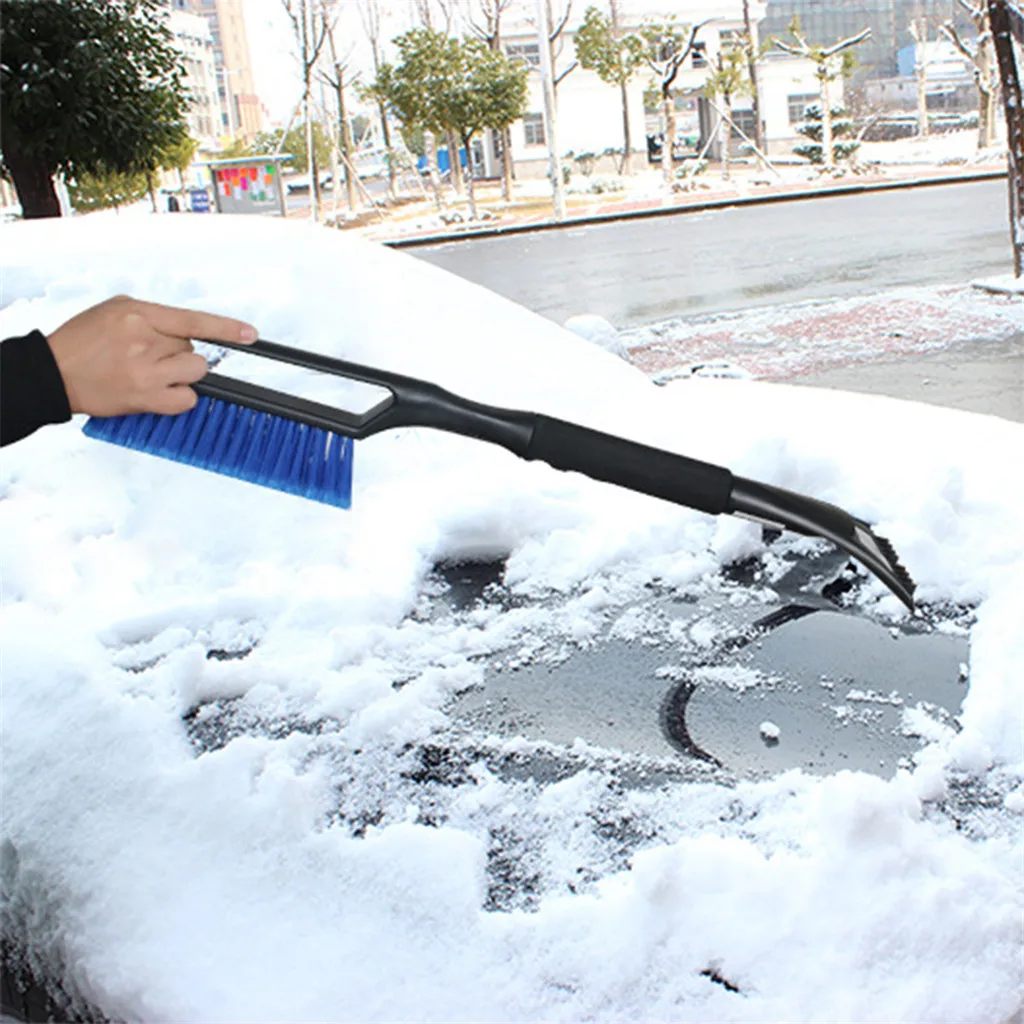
160 135 199 188
67 165 149 213
0 0 190 218
575 5 646 174
248 124 329 176
381 29 528 219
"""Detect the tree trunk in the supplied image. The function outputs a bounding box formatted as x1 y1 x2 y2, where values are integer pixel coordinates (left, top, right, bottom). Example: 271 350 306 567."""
5 147 61 219
304 82 320 223
720 95 731 180
336 76 359 213
988 0 1024 275
376 101 398 200
979 36 998 148
916 56 930 137
447 130 464 196
423 131 444 210
917 64 930 137
535 0 566 220
985 87 999 147
147 170 158 213
501 127 514 201
619 80 633 175
742 0 766 156
662 91 676 185
462 134 479 219
820 71 834 172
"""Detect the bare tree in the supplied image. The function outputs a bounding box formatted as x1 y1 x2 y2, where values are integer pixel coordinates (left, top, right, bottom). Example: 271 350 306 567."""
319 18 360 214
641 18 708 184
942 0 999 149
775 22 870 174
535 0 566 218
358 0 398 198
908 18 931 138
546 0 579 95
282 0 332 222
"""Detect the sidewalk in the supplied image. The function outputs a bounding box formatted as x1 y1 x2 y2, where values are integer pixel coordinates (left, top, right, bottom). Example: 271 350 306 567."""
322 133 1008 246
621 282 1024 421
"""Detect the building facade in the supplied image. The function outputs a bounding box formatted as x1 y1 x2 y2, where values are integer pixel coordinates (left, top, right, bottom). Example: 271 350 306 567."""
482 0 827 177
167 7 220 151
176 0 264 142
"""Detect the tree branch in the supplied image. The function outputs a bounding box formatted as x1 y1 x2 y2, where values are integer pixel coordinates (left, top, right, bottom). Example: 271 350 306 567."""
822 27 871 57
942 20 978 62
550 0 573 42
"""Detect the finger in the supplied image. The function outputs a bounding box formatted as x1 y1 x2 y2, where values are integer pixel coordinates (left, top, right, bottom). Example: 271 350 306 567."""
155 351 208 387
148 385 200 416
131 299 259 345
147 332 194 362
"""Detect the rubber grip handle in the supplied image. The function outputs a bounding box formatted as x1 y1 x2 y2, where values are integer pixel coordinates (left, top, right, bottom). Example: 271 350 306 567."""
525 416 734 516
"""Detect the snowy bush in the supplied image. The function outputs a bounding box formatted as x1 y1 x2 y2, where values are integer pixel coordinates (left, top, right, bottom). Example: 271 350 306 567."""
794 103 861 166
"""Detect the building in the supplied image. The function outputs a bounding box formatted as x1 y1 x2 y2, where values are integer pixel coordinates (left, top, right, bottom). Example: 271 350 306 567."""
862 35 976 113
175 0 264 142
758 0 971 82
166 6 220 151
481 0 827 177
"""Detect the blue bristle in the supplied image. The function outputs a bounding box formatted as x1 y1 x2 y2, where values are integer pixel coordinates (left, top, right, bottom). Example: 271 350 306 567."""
82 398 353 508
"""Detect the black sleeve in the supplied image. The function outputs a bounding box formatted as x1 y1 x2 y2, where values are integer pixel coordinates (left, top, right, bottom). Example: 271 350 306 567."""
1 330 73 446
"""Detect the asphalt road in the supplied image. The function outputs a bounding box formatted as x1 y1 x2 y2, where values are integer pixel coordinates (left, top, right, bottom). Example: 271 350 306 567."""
410 178 1012 329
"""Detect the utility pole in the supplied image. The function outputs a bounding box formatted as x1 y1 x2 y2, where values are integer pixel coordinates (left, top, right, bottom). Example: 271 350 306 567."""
534 0 566 220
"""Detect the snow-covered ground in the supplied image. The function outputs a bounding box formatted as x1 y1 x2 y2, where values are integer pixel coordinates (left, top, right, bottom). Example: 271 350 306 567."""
1 215 1022 1022
623 282 1024 382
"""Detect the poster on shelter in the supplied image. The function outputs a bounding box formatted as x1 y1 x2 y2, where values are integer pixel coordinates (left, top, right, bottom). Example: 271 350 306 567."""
211 163 282 215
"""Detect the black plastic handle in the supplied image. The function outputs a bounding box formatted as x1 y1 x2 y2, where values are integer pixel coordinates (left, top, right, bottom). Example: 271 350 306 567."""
526 415 735 516
201 339 735 515
197 337 914 606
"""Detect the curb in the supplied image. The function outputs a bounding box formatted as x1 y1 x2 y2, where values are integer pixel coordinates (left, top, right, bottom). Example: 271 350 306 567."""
384 168 1006 250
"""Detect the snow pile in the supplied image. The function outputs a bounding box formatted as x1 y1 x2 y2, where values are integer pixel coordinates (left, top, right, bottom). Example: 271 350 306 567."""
1 215 1021 1022
563 312 631 360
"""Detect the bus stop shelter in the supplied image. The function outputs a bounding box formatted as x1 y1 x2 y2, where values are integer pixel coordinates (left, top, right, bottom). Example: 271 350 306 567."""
203 155 293 216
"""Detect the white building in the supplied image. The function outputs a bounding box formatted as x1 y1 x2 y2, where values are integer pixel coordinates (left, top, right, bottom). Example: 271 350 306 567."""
863 37 977 114
167 7 220 152
474 0 834 178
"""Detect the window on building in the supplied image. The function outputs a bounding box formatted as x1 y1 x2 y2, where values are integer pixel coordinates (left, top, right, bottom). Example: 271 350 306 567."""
691 41 707 68
523 112 546 146
730 109 757 140
506 42 540 67
788 93 819 123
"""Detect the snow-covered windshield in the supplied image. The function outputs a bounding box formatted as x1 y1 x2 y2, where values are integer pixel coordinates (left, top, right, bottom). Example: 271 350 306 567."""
1 213 1021 1022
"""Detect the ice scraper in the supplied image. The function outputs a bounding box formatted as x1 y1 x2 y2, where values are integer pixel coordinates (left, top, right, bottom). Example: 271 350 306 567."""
83 338 916 609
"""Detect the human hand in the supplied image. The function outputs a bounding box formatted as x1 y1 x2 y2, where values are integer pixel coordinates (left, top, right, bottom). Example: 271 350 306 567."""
46 295 258 417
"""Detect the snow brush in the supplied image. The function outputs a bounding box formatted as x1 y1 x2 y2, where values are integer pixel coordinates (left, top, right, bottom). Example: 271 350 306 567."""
83 338 916 610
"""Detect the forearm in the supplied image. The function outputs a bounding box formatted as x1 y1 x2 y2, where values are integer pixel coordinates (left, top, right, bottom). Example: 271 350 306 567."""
0 330 73 446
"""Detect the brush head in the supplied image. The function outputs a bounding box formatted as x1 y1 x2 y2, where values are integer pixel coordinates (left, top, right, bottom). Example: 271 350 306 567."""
83 396 354 508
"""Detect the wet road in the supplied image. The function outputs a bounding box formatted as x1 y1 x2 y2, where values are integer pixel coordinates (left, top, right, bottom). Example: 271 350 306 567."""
410 178 1011 329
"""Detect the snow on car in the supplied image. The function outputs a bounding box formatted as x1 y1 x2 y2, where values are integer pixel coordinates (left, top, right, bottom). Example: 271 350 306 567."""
1 214 1021 1023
